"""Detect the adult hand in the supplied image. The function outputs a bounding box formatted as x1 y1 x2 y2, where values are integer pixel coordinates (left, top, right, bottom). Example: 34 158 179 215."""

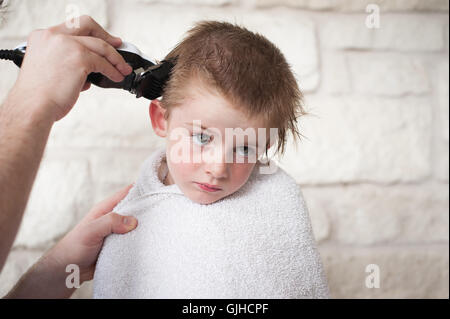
4 184 138 298
49 183 139 283
12 15 133 121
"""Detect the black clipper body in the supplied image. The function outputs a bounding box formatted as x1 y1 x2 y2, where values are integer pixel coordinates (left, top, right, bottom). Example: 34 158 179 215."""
0 42 175 100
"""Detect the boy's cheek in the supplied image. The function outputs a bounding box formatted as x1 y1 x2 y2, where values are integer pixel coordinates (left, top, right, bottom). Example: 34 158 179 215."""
168 160 198 183
228 163 256 189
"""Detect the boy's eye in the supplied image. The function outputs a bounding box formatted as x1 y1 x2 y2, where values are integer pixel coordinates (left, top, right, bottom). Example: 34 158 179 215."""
236 146 255 157
192 132 212 145
191 133 256 157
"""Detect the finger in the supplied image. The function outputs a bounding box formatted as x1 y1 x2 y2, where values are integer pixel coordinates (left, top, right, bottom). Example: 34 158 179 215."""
85 184 134 222
86 50 125 83
83 212 138 247
50 15 122 47
74 36 132 76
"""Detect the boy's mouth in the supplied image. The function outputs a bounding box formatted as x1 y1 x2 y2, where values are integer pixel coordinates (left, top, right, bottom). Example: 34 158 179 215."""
195 182 222 192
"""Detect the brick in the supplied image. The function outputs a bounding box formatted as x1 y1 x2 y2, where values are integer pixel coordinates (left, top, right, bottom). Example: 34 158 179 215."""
277 95 432 184
434 57 449 182
87 148 158 204
252 0 449 12
319 14 446 52
347 52 430 96
320 51 351 94
108 3 319 92
46 87 159 149
319 244 449 298
319 14 374 49
0 0 108 39
137 0 234 5
373 14 446 52
13 158 93 248
445 23 449 52
302 191 331 243
0 1 7 25
303 183 449 245
108 2 203 63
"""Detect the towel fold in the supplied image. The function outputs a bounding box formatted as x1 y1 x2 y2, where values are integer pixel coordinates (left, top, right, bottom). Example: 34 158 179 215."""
93 146 329 298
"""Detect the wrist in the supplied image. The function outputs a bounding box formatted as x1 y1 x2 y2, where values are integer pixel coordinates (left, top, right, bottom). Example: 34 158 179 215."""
32 247 76 298
4 249 75 299
6 83 59 126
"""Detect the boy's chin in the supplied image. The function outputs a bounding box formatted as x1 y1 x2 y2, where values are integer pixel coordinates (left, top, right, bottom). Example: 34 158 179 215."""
185 192 224 205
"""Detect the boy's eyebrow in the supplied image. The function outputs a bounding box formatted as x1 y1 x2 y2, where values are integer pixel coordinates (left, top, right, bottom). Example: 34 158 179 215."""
183 122 209 130
184 122 207 130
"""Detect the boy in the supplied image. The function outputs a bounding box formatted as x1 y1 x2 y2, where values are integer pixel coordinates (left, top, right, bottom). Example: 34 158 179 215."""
93 20 329 298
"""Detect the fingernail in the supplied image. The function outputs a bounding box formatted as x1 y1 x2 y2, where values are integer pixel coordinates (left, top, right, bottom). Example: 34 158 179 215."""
115 74 125 83
123 64 132 75
118 64 131 76
112 37 122 47
122 216 136 226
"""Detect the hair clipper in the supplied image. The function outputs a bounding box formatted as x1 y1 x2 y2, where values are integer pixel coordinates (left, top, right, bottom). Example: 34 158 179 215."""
0 41 175 100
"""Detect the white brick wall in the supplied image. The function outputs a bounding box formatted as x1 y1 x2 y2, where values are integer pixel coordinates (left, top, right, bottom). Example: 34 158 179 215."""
0 0 448 299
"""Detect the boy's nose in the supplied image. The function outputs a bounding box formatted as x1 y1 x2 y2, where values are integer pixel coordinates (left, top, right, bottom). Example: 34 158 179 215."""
205 161 228 180
203 150 229 179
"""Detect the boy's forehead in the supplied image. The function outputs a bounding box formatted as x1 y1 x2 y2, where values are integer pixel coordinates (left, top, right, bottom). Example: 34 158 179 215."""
171 82 267 130
172 103 266 130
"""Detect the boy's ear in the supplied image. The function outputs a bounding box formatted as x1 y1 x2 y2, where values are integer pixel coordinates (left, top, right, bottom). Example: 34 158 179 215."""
149 99 168 138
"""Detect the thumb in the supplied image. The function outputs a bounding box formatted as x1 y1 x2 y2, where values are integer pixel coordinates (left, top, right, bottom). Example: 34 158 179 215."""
84 212 138 246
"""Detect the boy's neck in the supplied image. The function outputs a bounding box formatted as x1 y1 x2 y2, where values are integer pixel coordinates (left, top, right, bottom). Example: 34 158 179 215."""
159 158 174 186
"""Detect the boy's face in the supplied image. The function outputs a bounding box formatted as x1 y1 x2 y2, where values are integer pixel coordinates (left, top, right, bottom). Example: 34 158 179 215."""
149 79 272 205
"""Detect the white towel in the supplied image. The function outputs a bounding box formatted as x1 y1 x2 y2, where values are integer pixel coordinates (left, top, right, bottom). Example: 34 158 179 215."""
93 146 330 298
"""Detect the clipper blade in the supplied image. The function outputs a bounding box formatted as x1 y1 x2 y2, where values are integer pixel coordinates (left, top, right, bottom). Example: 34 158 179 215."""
134 59 175 100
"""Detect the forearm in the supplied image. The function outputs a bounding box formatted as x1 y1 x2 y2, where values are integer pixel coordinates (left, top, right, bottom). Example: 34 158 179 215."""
0 85 54 272
3 248 75 299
